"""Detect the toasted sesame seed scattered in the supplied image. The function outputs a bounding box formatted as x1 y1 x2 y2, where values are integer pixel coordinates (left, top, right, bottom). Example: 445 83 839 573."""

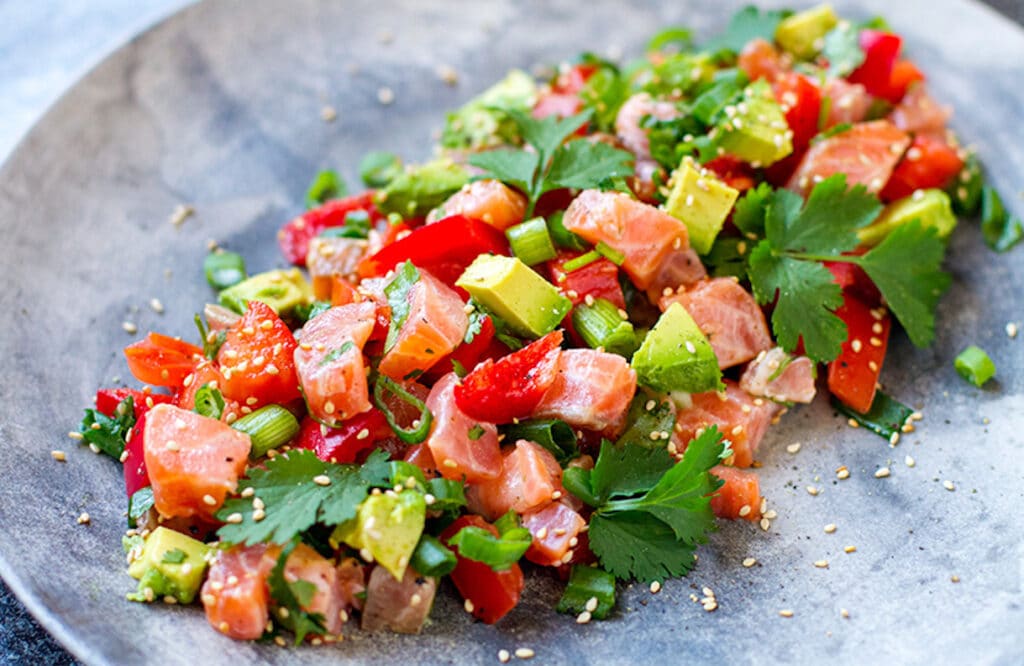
51 450 67 462
464 598 475 613
68 431 84 441
515 648 535 660
874 467 891 479
844 545 857 554
225 513 243 524
905 455 915 467
498 649 511 663
738 505 751 517
685 341 697 354
377 87 395 105
313 474 331 486
951 574 960 583
943 479 956 491
851 338 863 353
760 517 771 531
241 487 255 498
779 609 794 618
169 204 194 227
122 321 138 334
742 557 757 568
814 559 829 569
77 512 91 525
763 509 777 520
846 418 859 429
1006 322 1018 338
202 494 217 506
649 581 661 594
320 105 337 122
824 523 837 534
786 442 801 454
806 486 820 496
703 600 718 612
576 610 592 624
836 467 850 480
585 596 599 613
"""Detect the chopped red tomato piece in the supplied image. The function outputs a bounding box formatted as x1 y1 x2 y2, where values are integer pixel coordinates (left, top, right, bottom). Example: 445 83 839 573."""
124 333 204 389
773 72 822 154
278 192 380 266
357 215 510 288
879 134 964 202
848 30 905 103
216 301 300 408
441 515 524 624
889 59 925 100
454 330 563 424
123 412 149 496
96 387 174 420
828 292 891 414
547 252 626 310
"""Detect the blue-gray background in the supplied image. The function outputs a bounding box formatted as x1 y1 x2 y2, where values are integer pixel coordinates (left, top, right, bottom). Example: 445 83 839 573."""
0 0 1021 663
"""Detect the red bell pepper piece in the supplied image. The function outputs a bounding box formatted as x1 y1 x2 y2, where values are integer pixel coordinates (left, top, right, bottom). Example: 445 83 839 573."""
547 252 626 310
278 192 381 266
357 215 510 288
773 72 822 153
703 156 759 192
848 30 904 103
888 59 925 100
453 330 564 424
123 412 149 496
96 388 174 420
880 134 964 202
441 515 525 624
292 411 391 464
824 250 880 305
828 292 891 414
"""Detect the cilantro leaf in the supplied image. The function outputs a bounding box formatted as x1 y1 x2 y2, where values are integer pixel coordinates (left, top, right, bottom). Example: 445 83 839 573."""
216 450 375 546
267 540 326 645
765 176 881 256
822 21 865 77
732 182 773 238
546 140 635 193
605 428 724 543
588 511 697 582
467 148 538 196
749 243 846 361
507 108 592 167
590 439 674 502
383 261 420 353
79 395 136 460
856 221 951 347
704 6 791 54
447 523 531 571
161 548 187 564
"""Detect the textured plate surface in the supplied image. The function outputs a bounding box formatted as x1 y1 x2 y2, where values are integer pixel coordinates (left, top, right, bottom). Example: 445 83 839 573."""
0 1 1022 664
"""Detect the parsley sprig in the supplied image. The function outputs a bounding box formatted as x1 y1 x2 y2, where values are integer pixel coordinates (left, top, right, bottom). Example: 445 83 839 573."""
216 449 390 546
564 427 725 582
744 175 950 361
469 109 634 217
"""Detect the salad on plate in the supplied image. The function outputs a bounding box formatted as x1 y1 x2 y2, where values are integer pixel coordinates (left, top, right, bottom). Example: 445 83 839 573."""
73 3 1018 646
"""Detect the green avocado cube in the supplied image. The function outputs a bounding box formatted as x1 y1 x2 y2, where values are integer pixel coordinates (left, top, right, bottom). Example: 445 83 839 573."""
858 189 957 246
664 158 740 255
456 255 572 338
332 490 426 581
126 526 211 604
375 159 470 218
775 4 839 60
632 302 723 394
716 81 793 167
218 268 313 316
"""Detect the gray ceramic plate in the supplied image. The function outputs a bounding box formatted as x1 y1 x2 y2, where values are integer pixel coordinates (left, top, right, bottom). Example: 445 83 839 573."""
1 0 1022 663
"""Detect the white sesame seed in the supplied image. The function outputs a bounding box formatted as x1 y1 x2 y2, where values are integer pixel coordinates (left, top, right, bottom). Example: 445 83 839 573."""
836 467 850 480
814 559 829 569
498 649 511 663
824 523 837 534
760 518 771 531
779 609 794 618
515 648 535 660
905 455 915 467
943 480 956 491
1006 322 1018 338
844 545 857 554
874 467 891 479
576 610 592 624
786 442 801 454
649 581 661 594
841 608 850 618
241 487 255 498
122 321 138 334
202 494 217 506
169 204 194 227
806 486 820 496
377 87 395 105
464 598 475 613
68 431 84 441
225 513 243 524
738 505 751 517
585 596 599 613
77 512 91 525
742 557 757 568
51 450 67 462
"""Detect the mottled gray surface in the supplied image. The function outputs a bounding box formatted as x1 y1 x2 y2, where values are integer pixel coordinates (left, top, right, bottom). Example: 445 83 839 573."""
0 0 1022 664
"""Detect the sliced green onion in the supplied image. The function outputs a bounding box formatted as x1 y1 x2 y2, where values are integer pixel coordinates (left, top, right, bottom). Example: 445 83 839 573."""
232 405 301 459
562 250 602 273
359 151 403 188
556 565 616 620
954 345 996 387
572 297 636 357
831 391 913 441
980 186 1024 253
193 385 225 420
203 251 247 291
410 535 457 577
372 375 433 444
594 241 625 266
506 217 557 266
500 418 578 466
194 313 227 360
546 211 589 251
447 522 531 571
305 169 347 209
